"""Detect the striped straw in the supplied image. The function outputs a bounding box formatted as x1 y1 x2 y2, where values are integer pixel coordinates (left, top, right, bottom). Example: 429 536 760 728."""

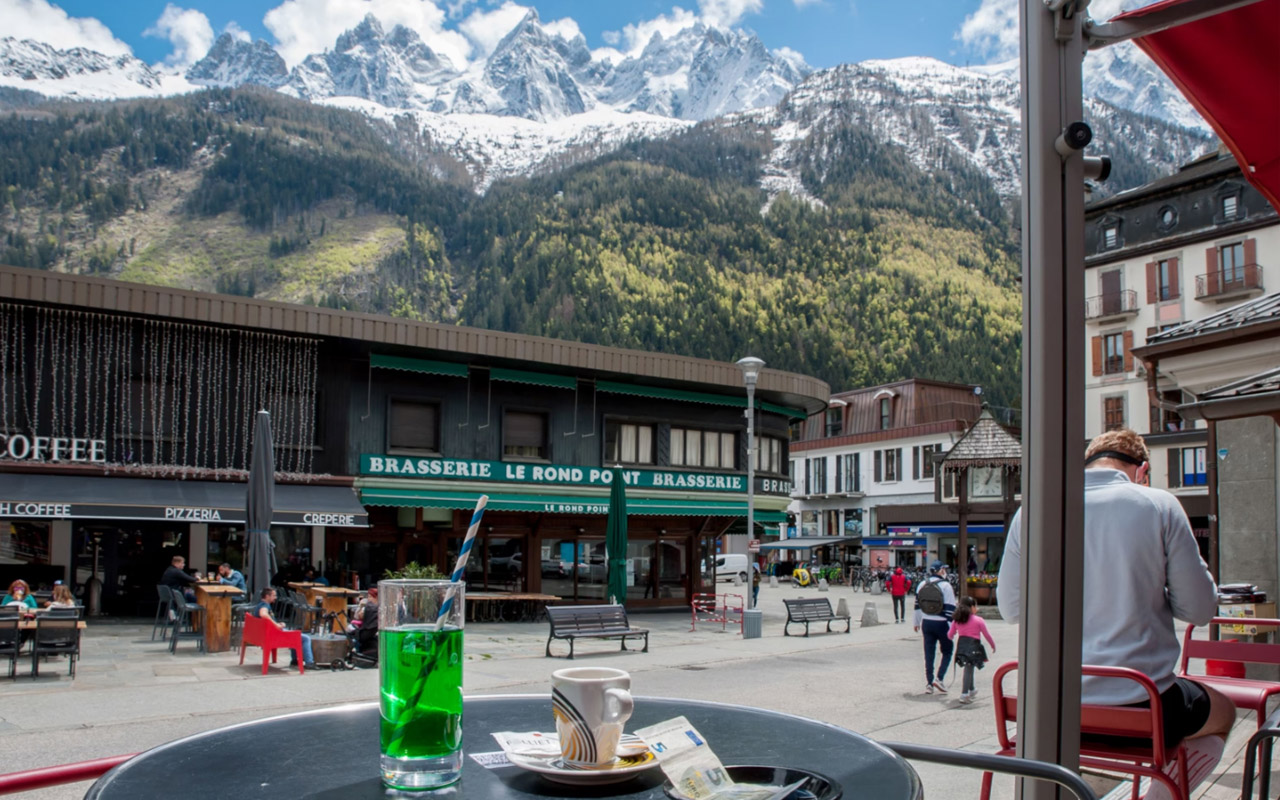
435 495 487 629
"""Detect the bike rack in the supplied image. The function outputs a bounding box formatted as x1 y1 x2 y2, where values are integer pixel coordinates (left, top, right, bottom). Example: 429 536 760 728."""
690 593 744 634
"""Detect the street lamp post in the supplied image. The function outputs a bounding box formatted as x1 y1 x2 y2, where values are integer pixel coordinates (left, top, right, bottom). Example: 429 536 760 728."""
736 356 764 639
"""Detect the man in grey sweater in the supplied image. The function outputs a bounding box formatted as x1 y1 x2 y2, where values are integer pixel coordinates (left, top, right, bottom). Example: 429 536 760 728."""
998 428 1235 799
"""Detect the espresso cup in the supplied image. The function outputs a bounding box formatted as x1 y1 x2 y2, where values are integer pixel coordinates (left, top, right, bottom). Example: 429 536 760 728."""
551 667 634 766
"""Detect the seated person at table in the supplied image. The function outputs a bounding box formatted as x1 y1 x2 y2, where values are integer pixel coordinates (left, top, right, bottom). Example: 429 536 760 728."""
217 562 246 592
303 567 330 587
2 579 37 609
351 587 379 656
254 588 315 669
161 556 199 601
46 583 77 608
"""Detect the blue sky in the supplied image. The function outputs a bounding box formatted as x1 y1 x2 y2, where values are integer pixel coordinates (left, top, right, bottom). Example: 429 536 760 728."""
14 0 1037 72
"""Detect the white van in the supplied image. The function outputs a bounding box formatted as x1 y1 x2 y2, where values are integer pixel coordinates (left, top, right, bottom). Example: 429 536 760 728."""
704 553 754 583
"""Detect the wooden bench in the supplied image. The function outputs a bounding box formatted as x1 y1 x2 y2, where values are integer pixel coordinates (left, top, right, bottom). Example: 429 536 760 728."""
544 604 649 659
1180 616 1280 728
783 597 850 637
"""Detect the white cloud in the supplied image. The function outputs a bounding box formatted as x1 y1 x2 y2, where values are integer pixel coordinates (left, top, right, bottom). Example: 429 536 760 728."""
697 0 763 28
4 0 132 55
263 0 472 69
792 0 822 7
144 4 215 68
543 17 582 43
458 1 531 58
609 7 699 56
223 21 253 43
773 46 808 71
957 0 1153 63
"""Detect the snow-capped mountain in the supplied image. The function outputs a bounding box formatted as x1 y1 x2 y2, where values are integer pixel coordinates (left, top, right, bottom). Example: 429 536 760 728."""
0 37 167 100
282 15 458 111
600 23 808 120
187 33 287 89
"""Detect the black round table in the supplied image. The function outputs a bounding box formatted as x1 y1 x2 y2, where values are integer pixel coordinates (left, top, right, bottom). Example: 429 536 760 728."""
86 695 923 799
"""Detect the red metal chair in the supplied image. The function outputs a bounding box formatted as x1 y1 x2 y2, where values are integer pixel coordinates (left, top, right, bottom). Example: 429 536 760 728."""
1179 616 1280 728
239 613 305 675
982 660 1189 800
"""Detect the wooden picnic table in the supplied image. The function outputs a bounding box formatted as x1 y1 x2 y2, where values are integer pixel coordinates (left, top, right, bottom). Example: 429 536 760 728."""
192 583 246 653
467 592 559 623
288 583 362 633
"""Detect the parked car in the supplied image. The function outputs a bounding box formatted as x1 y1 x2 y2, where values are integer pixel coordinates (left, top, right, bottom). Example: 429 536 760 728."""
701 553 757 583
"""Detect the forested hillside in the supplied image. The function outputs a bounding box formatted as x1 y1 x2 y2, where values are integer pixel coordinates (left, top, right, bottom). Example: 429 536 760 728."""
0 88 1022 404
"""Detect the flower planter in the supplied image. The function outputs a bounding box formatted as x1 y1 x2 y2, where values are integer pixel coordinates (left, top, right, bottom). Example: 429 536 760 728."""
968 585 994 604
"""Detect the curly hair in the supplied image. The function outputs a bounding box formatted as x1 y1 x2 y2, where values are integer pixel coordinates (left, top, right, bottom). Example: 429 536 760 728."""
1085 427 1149 464
6 579 30 596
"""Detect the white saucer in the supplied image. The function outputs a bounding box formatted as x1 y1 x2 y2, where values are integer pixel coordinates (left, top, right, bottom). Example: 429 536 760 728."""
505 750 659 786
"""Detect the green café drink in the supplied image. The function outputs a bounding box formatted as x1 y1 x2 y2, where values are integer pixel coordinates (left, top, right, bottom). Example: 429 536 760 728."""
378 581 465 790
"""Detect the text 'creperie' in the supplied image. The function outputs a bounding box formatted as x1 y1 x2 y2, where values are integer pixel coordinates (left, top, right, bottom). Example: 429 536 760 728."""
0 434 106 463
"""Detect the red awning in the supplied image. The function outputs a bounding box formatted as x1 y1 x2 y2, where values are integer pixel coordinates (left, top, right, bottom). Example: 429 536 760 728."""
1111 0 1280 209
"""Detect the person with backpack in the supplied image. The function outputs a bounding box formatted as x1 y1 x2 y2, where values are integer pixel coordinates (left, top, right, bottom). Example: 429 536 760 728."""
887 566 912 623
914 559 956 694
948 596 996 703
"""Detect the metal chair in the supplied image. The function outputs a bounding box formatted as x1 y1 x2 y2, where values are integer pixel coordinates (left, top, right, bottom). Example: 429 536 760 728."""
168 589 205 654
31 608 81 678
290 590 323 634
152 585 173 641
0 612 20 679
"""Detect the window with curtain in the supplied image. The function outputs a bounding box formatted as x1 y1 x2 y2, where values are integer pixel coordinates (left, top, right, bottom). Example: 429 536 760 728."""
503 410 548 460
754 435 784 474
388 399 439 453
604 421 654 465
670 427 734 469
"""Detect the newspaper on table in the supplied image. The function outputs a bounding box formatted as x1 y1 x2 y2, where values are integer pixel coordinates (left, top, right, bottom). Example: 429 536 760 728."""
634 716 806 800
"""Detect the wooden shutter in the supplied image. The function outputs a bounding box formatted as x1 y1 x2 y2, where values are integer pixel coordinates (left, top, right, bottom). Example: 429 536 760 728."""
1123 330 1134 372
835 454 843 493
1244 237 1257 266
874 450 882 482
804 459 811 494
1146 326 1158 342
912 446 920 480
1205 247 1219 295
1091 336 1103 376
1146 261 1157 303
390 401 438 451
1167 449 1181 489
1168 257 1180 299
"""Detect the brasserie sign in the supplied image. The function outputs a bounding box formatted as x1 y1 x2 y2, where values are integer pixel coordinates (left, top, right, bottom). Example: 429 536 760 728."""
360 454 790 495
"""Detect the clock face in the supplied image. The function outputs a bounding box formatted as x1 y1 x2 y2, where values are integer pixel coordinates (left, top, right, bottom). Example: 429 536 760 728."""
970 466 1003 498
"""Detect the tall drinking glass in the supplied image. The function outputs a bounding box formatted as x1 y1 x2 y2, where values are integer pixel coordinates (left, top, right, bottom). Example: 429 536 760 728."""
378 579 465 790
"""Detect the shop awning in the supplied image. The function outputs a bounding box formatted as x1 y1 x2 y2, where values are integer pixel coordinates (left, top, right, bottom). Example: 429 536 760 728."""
361 488 787 520
758 536 857 550
0 474 368 527
489 368 576 389
597 381 807 420
886 524 1007 535
370 354 468 377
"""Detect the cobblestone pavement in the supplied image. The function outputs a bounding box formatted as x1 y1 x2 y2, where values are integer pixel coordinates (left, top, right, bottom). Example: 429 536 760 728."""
0 583 1264 799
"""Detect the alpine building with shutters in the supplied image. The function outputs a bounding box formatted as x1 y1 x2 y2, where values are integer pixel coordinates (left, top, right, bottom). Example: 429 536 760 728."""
1083 147 1278 557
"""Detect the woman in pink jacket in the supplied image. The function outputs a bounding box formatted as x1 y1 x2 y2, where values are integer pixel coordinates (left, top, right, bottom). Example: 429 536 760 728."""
948 596 996 703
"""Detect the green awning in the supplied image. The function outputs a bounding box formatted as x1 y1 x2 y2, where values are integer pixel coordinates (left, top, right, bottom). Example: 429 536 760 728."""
371 354 468 377
597 380 806 420
361 488 786 520
490 368 577 389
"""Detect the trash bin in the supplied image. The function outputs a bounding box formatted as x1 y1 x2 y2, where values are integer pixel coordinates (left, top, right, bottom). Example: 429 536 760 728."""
743 608 762 639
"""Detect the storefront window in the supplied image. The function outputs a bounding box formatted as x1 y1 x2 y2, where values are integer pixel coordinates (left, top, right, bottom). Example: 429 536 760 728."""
0 520 57 593
481 537 524 591
75 521 187 616
800 510 818 537
207 525 245 572
270 525 312 582
625 540 652 602
842 509 863 537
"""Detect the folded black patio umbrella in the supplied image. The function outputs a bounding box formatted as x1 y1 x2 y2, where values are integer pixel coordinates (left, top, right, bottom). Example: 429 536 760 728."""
605 467 628 606
244 410 276 599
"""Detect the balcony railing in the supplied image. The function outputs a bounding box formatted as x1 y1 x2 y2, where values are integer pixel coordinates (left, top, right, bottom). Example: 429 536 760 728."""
1085 289 1139 321
1196 263 1264 300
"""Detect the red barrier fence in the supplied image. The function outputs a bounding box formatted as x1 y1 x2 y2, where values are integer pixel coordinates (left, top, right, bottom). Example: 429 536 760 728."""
690 593 744 634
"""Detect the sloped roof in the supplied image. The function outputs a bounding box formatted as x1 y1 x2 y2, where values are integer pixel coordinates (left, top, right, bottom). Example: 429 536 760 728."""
941 407 1022 469
1146 291 1280 345
1199 367 1280 400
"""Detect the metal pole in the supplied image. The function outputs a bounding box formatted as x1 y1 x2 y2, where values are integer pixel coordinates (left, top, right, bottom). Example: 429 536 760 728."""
1018 0 1086 796
746 379 756 612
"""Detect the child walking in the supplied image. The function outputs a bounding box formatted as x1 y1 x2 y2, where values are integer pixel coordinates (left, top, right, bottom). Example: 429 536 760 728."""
948 596 996 704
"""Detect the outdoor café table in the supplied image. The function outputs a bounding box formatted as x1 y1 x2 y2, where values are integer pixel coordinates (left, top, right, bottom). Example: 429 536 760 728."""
310 586 362 633
469 592 560 622
85 695 923 800
191 583 244 653
18 619 86 631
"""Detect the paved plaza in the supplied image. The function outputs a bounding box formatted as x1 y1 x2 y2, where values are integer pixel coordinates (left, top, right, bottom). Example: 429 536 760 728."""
0 583 1268 799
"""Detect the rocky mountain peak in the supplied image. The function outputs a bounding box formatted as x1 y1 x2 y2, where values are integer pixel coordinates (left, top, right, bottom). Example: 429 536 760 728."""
186 33 287 88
